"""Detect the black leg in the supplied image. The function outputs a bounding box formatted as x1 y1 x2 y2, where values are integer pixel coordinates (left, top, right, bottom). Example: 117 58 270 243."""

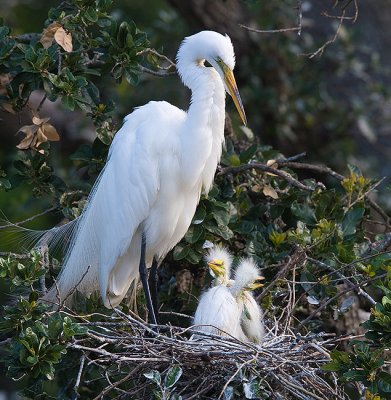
148 258 159 323
139 233 157 324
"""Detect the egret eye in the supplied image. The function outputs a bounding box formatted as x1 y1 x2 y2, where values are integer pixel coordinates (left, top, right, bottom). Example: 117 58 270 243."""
204 60 212 67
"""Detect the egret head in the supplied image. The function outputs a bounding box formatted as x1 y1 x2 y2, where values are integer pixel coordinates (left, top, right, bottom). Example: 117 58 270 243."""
232 258 264 296
205 245 233 284
176 30 247 125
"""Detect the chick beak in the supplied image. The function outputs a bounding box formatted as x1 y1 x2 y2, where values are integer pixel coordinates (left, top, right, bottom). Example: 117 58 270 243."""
249 276 265 291
223 66 247 126
208 259 225 277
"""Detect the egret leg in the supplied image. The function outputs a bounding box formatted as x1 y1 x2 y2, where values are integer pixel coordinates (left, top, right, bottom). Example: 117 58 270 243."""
148 259 159 323
139 233 157 325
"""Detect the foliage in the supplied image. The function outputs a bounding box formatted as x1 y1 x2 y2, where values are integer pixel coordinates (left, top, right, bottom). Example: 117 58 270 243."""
0 1 390 399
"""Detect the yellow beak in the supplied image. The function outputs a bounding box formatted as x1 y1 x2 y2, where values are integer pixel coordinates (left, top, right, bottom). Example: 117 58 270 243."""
223 66 247 126
208 259 225 277
248 276 265 291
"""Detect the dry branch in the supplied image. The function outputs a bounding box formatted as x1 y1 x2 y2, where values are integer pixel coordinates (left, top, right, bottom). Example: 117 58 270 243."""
65 308 349 400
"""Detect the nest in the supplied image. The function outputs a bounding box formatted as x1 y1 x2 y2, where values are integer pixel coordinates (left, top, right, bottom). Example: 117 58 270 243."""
68 308 349 400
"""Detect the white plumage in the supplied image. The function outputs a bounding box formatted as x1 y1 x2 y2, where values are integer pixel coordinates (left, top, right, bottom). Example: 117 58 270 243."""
44 31 246 309
193 248 265 344
231 259 265 344
205 245 233 285
193 247 242 338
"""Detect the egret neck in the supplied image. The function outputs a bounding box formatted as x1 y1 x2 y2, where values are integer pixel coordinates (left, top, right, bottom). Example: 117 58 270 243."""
177 58 226 192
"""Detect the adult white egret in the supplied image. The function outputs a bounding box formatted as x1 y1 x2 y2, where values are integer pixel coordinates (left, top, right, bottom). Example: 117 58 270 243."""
43 31 246 323
231 259 265 344
193 249 265 343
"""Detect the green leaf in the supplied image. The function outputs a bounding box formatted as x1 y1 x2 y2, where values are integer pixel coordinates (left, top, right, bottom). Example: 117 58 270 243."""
0 177 11 190
342 370 367 382
342 207 364 237
84 7 98 22
321 361 341 372
184 225 203 244
378 371 391 393
243 379 260 399
144 370 161 386
48 314 63 339
291 201 317 225
61 95 75 111
173 244 190 261
193 206 206 224
164 365 183 389
239 144 257 163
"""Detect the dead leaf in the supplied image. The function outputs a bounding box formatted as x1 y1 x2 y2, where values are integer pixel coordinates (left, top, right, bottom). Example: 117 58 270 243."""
251 184 261 193
263 185 279 199
41 123 60 141
54 27 73 52
265 159 279 176
32 116 50 126
16 116 60 152
40 22 62 49
266 159 278 168
16 125 38 150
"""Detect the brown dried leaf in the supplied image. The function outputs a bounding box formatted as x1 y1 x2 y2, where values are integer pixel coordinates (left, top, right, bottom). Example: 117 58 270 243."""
32 116 51 126
263 185 279 199
41 123 60 141
19 124 39 135
16 117 60 151
266 159 278 168
265 159 279 176
16 125 38 150
251 184 262 193
54 27 73 52
35 128 48 148
40 22 62 49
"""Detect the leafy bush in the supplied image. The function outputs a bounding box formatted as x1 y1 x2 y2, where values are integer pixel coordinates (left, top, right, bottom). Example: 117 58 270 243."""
0 1 390 399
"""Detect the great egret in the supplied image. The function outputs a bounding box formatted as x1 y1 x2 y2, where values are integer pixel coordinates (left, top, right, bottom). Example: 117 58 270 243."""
231 259 265 344
193 248 242 338
205 246 233 286
193 248 265 343
43 31 246 323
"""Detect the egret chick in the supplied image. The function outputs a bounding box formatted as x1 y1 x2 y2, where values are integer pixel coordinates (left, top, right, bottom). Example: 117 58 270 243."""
231 259 265 344
193 249 241 338
205 246 233 286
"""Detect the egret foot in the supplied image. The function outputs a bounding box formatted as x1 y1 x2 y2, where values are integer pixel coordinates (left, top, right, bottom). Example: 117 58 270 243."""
139 233 157 325
148 259 159 324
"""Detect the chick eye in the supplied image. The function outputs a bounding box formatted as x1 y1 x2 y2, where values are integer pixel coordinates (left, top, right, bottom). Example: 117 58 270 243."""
204 60 212 67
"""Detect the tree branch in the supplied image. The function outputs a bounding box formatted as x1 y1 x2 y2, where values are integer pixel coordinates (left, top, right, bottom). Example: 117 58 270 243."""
218 162 314 192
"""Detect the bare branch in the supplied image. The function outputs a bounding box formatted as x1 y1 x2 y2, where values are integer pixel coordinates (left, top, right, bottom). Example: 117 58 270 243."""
298 272 387 328
218 162 314 192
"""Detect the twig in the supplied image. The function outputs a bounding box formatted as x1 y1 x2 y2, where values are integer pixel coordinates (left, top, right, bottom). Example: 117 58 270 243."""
298 272 387 328
74 354 86 398
239 24 301 34
258 248 306 301
61 265 91 306
306 257 376 305
276 161 390 227
0 252 30 258
136 48 176 69
139 65 176 77
92 365 144 400
218 359 253 399
0 206 58 229
277 160 344 180
218 162 314 192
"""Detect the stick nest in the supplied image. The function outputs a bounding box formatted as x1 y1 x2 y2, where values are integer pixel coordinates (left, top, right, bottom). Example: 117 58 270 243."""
68 308 348 400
